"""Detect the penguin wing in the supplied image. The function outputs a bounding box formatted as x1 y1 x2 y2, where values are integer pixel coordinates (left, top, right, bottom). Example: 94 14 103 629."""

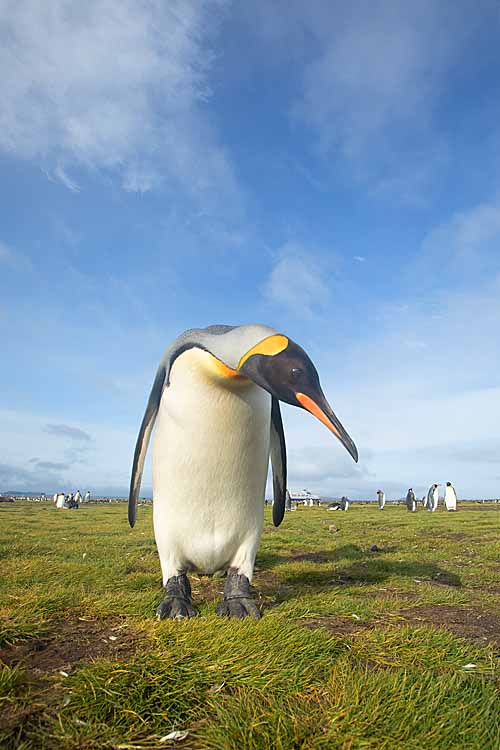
128 362 167 527
270 396 287 527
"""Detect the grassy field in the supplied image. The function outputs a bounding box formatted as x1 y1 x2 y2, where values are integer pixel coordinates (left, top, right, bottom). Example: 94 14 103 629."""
1 501 499 750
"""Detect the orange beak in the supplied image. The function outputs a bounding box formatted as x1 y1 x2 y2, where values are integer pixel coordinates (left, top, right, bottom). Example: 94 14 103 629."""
296 391 358 462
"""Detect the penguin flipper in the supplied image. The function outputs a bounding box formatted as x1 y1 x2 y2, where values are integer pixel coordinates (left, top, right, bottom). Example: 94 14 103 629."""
270 396 287 527
128 363 166 527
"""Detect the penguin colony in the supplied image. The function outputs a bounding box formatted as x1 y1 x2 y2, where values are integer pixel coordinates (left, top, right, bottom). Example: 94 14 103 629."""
129 324 358 620
375 483 458 511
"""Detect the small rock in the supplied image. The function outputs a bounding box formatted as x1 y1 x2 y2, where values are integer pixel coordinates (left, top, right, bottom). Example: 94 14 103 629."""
328 524 338 533
369 544 380 552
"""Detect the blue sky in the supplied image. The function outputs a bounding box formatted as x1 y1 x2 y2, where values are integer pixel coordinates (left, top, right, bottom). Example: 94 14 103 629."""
1 0 500 500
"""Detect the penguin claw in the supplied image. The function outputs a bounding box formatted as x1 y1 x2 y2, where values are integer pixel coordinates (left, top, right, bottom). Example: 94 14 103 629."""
156 596 197 620
156 574 197 620
216 598 261 619
216 571 261 620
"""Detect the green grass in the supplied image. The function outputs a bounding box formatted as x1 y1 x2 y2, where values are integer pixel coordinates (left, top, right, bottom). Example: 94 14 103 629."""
0 502 499 749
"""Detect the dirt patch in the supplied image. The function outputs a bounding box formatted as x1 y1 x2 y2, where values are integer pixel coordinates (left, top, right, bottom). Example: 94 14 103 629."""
429 574 462 587
0 616 142 677
300 605 500 649
190 575 226 603
398 605 500 649
290 550 336 563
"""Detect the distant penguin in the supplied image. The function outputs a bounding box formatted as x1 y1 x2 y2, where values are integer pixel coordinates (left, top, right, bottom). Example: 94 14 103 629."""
55 492 65 509
405 488 417 512
128 324 358 620
444 482 457 511
377 489 385 509
341 496 350 511
84 490 91 503
426 484 439 512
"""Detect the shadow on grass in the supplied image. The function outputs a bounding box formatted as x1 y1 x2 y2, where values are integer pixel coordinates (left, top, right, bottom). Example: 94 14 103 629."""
256 545 462 594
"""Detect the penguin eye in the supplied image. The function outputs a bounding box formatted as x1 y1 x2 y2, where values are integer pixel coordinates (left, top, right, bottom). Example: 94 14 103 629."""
290 367 303 382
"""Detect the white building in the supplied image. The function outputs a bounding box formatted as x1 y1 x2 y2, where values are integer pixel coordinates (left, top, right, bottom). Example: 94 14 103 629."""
288 489 321 507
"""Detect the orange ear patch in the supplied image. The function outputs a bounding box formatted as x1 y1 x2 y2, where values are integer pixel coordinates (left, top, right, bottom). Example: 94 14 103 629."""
213 359 244 378
238 334 289 369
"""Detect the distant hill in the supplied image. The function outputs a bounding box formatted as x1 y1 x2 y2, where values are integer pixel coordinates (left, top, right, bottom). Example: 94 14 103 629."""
0 490 47 497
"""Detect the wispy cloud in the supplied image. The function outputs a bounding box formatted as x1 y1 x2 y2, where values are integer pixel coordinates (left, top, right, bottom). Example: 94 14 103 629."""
53 165 80 193
419 199 500 282
291 2 470 184
0 0 236 203
1 409 136 494
243 1 493 198
43 424 92 443
0 241 32 271
262 242 332 318
35 461 71 471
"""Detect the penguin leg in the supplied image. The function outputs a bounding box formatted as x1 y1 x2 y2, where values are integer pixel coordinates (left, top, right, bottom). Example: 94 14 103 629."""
156 574 197 620
216 570 261 620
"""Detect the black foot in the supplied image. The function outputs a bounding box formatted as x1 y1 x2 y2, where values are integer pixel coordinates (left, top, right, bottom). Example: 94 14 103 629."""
216 572 261 620
156 574 197 620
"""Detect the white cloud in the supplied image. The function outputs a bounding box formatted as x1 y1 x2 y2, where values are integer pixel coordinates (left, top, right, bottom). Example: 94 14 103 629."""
0 0 236 202
353 256 365 263
262 242 332 318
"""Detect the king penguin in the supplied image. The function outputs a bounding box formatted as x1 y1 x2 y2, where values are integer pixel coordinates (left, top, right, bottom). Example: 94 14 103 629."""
405 488 417 512
128 324 358 620
426 483 439 512
444 482 457 511
376 489 385 509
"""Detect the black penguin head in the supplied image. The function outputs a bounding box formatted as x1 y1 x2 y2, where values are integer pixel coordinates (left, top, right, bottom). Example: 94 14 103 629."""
239 336 358 463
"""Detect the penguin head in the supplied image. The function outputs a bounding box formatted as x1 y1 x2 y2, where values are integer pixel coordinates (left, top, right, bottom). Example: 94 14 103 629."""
238 334 358 463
